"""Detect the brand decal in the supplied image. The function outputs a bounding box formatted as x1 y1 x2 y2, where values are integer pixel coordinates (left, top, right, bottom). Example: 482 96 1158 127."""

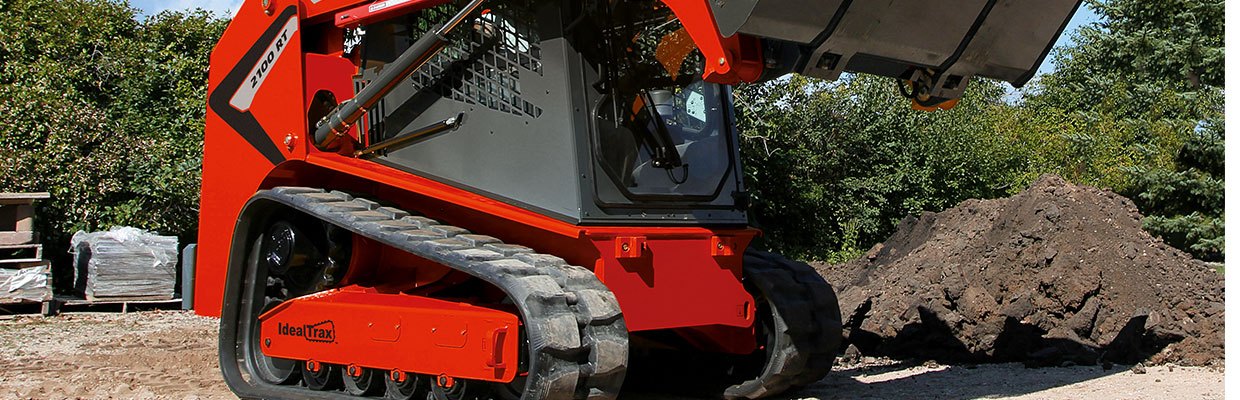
369 0 411 13
208 6 297 166
277 320 336 343
229 16 300 111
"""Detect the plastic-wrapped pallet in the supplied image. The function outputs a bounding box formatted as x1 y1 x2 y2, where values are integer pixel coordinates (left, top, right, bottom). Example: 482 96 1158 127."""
0 263 51 303
71 227 178 300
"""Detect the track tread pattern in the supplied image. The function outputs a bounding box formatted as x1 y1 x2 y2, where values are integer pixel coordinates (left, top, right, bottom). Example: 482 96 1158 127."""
250 187 628 400
724 250 843 400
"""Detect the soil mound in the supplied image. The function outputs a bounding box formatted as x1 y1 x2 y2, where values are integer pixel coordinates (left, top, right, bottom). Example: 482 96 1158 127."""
818 175 1224 367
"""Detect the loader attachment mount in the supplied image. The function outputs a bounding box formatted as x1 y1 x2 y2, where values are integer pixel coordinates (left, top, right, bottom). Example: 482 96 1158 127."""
668 0 1083 99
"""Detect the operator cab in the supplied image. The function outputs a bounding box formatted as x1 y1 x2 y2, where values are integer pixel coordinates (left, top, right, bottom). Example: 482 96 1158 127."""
604 82 730 198
357 1 749 226
582 2 748 218
592 48 732 197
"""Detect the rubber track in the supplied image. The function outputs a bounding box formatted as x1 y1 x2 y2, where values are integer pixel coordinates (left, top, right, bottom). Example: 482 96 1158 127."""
724 250 843 399
253 187 628 400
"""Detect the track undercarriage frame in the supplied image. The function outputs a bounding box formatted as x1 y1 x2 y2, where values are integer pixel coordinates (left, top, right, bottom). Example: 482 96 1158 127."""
215 187 838 399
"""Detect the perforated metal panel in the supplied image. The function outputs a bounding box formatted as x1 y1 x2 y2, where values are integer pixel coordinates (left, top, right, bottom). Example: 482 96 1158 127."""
406 4 543 118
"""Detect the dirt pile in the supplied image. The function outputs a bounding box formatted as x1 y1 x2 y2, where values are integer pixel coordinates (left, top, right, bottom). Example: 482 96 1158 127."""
818 175 1224 367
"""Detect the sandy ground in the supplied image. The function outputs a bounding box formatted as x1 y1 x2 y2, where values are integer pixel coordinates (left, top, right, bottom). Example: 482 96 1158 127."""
0 311 1223 400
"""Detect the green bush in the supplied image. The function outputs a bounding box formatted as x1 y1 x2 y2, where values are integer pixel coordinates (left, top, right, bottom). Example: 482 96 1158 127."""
0 0 227 259
1031 0 1224 260
735 75 1027 260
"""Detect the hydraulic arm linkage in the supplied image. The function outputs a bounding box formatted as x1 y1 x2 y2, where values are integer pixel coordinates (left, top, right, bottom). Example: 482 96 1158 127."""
314 0 484 148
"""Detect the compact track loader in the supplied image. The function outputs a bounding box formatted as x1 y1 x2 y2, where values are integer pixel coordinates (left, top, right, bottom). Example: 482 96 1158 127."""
196 1 1081 398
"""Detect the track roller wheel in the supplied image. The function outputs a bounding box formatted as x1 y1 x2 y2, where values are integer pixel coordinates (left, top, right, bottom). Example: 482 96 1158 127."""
302 361 343 391
384 370 430 400
432 376 486 400
342 365 385 396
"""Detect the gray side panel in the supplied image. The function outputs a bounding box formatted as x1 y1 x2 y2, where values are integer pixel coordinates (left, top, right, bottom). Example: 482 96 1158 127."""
803 0 989 80
730 0 1082 90
372 4 584 222
367 2 750 226
733 0 842 43
943 0 1083 86
710 0 760 38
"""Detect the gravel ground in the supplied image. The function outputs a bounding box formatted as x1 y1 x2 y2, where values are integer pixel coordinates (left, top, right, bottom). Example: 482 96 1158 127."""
0 311 1223 399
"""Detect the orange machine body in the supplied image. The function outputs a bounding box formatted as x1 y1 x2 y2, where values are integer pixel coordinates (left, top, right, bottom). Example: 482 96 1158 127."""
257 286 521 382
200 0 1083 397
198 0 763 354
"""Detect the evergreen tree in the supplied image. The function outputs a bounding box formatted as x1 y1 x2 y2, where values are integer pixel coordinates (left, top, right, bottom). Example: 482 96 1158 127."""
1127 117 1224 261
1028 0 1224 260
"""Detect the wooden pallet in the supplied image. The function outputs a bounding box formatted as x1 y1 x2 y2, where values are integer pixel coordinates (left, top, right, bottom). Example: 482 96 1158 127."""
0 298 51 306
0 232 35 246
0 299 59 316
48 295 182 314
0 243 43 265
79 294 175 303
0 193 52 316
0 192 48 247
0 260 52 314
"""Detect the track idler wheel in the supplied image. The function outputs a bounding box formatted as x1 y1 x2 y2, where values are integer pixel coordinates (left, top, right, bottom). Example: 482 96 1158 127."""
262 218 351 297
249 297 301 385
264 221 316 276
245 216 353 391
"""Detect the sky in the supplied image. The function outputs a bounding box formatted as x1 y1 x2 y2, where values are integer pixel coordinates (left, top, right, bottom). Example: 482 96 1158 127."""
1039 5 1102 74
131 1 1102 75
131 0 242 17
